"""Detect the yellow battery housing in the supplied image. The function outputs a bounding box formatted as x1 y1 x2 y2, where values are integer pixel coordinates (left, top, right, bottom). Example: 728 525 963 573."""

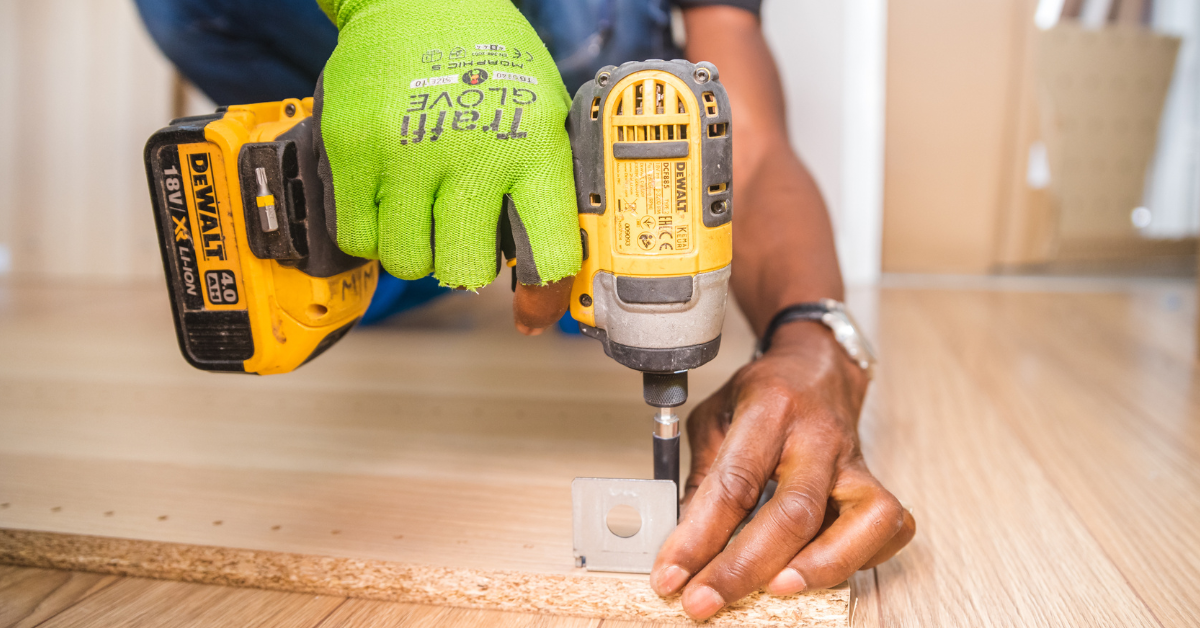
145 99 377 375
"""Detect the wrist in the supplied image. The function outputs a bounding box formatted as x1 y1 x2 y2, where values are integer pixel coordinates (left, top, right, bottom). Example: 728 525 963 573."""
758 300 877 380
765 319 836 357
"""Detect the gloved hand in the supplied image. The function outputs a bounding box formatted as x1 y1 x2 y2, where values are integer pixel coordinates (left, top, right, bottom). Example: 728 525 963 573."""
313 0 581 295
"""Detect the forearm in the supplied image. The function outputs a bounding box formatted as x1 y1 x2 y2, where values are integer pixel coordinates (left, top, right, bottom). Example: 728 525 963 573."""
683 7 844 336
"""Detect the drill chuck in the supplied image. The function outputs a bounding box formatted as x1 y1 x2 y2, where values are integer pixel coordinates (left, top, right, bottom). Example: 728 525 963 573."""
642 371 688 408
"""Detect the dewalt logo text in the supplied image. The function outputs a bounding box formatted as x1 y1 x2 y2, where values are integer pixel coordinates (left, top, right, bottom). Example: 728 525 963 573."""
187 153 226 261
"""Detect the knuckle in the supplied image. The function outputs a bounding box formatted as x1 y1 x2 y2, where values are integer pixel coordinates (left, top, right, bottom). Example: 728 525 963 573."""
710 461 765 514
717 552 767 587
770 487 826 536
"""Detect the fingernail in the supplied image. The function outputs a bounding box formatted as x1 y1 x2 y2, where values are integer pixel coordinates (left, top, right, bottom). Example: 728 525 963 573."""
651 564 689 596
515 323 544 336
767 567 807 595
681 585 725 620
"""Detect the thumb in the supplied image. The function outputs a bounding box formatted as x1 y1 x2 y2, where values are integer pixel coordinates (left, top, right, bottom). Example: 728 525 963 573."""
513 278 573 335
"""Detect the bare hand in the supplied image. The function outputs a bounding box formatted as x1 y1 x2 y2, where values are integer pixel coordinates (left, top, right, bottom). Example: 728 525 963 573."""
649 321 916 620
512 277 573 335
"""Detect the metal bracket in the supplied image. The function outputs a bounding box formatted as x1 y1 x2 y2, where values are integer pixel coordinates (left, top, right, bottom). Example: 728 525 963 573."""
572 478 677 573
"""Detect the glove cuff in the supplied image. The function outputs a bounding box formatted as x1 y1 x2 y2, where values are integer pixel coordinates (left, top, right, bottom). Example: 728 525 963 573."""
316 0 519 30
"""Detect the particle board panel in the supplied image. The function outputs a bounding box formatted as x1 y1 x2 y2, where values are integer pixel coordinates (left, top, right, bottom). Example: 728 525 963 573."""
317 599 602 628
0 565 117 628
0 564 634 628
0 281 845 627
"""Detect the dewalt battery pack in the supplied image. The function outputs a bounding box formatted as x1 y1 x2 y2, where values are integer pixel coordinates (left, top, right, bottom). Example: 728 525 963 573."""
144 98 377 375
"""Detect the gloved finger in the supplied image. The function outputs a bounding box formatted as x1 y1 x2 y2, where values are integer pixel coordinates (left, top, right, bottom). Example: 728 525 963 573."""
507 153 581 286
765 462 913 594
430 176 509 290
513 277 573 335
375 181 435 281
314 71 381 259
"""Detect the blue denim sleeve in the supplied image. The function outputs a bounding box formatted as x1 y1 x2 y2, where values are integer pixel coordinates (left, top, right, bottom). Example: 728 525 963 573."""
672 0 761 17
517 0 682 95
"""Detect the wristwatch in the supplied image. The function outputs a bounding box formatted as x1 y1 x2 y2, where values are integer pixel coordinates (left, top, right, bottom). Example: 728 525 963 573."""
754 299 877 377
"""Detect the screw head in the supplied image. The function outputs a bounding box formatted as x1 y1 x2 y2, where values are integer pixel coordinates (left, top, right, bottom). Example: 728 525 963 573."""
596 72 611 88
711 200 728 215
580 294 593 307
284 103 296 117
693 67 711 84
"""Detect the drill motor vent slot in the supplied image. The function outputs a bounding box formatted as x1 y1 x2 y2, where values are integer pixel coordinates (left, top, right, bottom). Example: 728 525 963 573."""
610 77 694 160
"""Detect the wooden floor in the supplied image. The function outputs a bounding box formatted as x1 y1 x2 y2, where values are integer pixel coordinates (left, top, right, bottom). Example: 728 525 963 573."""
0 563 623 628
1 274 1198 626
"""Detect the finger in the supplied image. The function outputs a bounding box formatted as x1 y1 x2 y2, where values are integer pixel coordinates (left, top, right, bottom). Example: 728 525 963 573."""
766 464 911 595
507 153 581 286
513 277 572 334
429 174 509 290
677 436 838 621
649 389 788 599
314 71 382 259
680 386 735 508
861 507 916 570
376 180 434 281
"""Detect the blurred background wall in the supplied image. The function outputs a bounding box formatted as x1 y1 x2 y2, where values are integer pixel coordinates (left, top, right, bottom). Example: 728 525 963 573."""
0 0 1194 283
0 0 176 280
885 0 1199 273
0 0 890 286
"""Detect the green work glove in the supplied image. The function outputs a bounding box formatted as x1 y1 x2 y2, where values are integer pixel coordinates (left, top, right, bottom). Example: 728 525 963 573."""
313 0 581 290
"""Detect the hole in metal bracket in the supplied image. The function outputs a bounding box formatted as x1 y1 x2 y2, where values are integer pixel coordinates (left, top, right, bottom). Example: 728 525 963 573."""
606 504 642 538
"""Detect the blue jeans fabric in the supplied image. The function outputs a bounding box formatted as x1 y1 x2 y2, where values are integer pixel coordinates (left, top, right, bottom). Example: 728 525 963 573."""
135 0 679 325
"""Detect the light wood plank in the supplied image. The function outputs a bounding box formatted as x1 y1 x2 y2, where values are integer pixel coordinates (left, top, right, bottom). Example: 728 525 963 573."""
847 570 880 628
0 281 844 626
923 287 1200 626
7 277 1197 626
850 282 1171 626
35 576 344 628
0 565 116 628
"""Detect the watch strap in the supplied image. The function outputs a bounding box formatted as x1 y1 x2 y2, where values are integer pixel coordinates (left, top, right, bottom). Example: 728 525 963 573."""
755 302 829 358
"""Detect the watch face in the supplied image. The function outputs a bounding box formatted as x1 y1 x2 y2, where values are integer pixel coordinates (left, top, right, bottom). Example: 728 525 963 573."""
822 307 877 372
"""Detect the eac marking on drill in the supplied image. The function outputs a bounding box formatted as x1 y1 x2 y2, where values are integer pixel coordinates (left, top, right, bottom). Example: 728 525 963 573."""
614 160 692 256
